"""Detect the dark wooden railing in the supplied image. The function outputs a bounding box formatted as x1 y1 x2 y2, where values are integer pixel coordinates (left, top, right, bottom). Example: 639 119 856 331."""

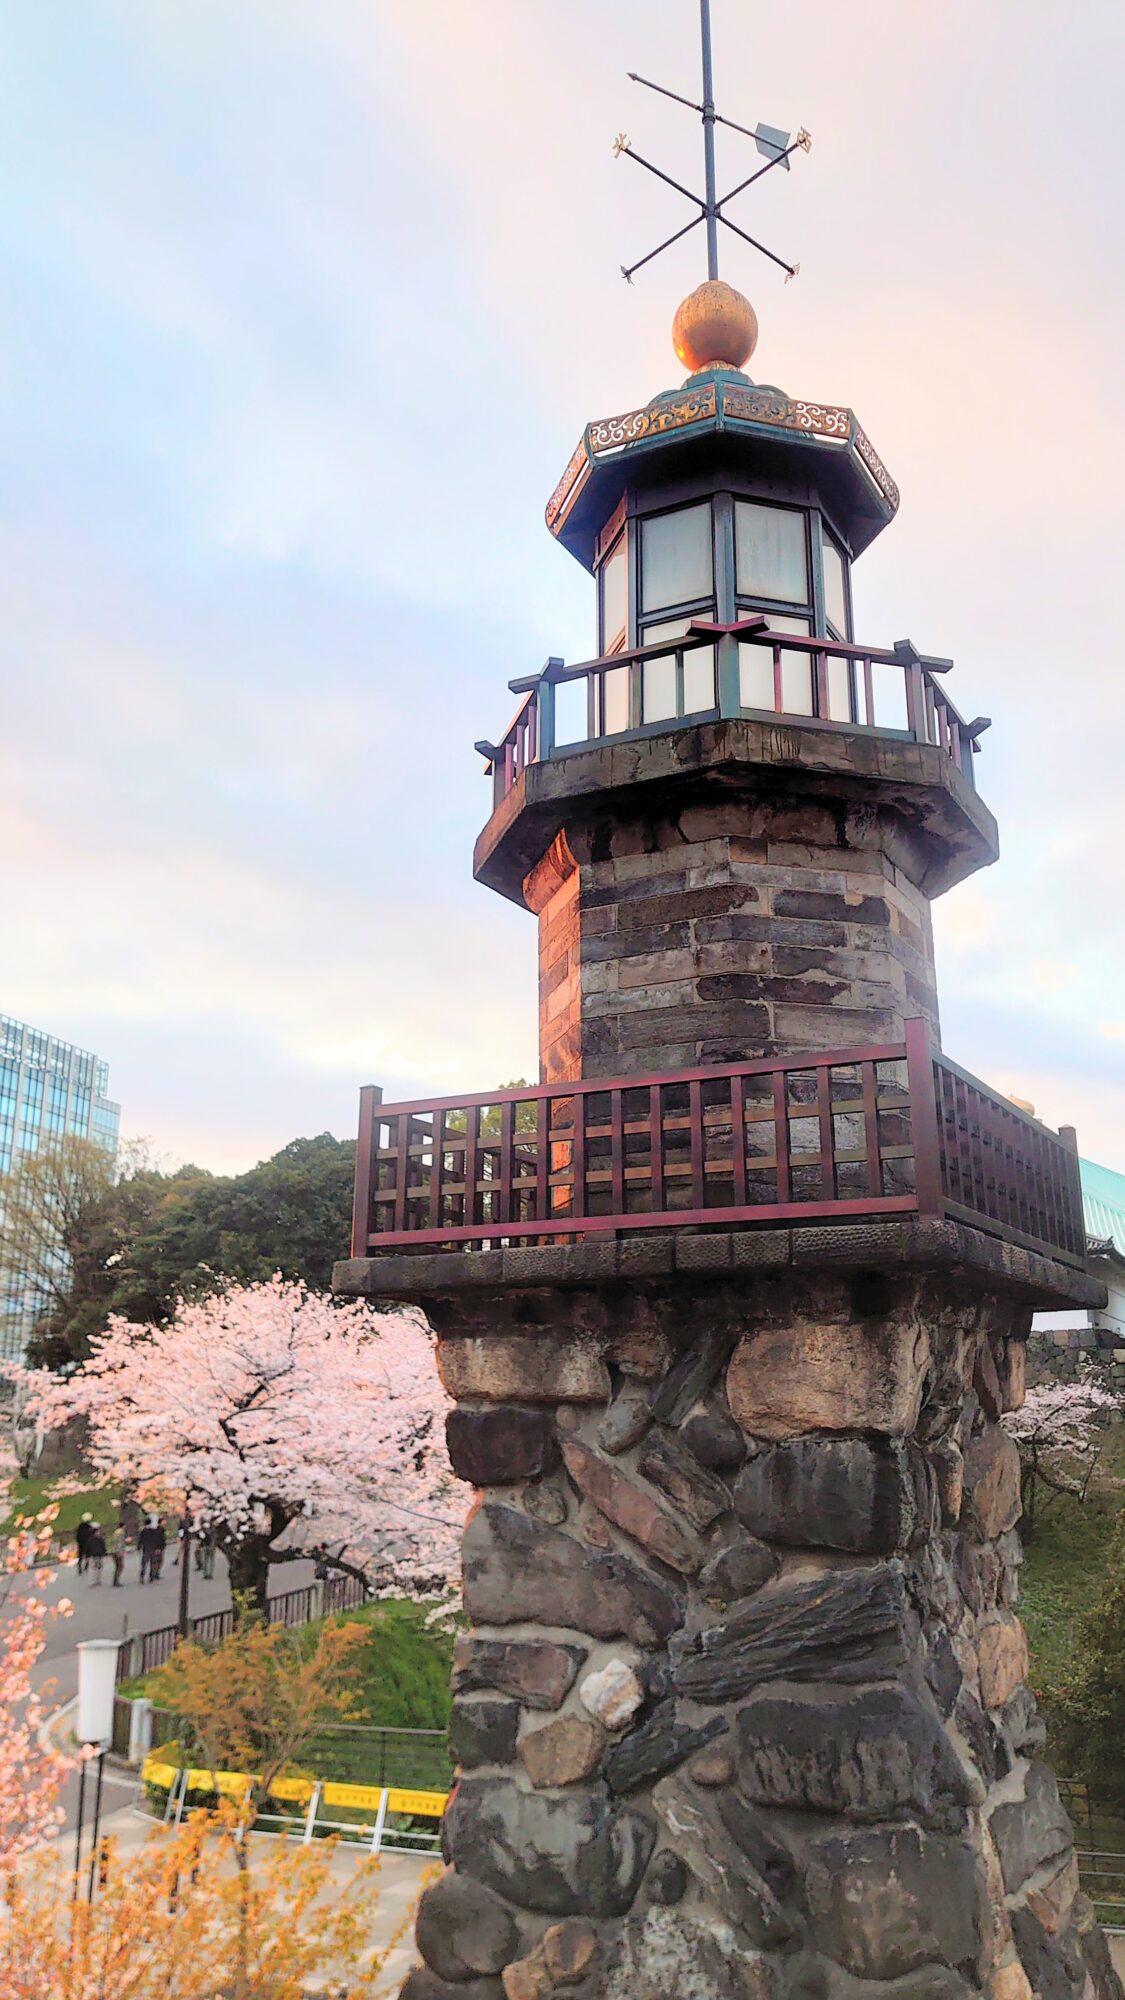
477 620 989 809
116 1573 368 1682
351 1022 1085 1270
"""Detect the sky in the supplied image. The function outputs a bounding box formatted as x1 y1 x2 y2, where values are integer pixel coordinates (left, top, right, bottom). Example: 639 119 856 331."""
1 0 1123 1176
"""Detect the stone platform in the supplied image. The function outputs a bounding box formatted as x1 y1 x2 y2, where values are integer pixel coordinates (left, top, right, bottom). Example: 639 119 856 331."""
338 1227 1120 2000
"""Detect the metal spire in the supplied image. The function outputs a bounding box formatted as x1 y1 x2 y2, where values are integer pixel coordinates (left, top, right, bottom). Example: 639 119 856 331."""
614 0 810 285
700 0 719 281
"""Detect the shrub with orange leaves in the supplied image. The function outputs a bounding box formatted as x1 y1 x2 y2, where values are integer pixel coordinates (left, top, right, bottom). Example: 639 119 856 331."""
0 1805 410 2000
146 1612 370 1802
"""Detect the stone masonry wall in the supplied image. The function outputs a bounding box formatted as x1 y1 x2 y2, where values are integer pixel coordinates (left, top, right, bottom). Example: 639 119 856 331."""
526 796 940 1084
1027 1326 1125 1395
402 1269 1123 2000
527 835 583 1085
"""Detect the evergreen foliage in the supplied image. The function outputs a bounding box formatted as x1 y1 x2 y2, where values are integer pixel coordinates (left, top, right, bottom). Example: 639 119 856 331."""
7 1132 355 1367
1050 1511 1125 1802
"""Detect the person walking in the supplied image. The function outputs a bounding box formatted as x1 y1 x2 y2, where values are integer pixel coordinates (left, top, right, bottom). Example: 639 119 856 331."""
138 1517 158 1584
75 1513 94 1575
150 1518 166 1583
111 1524 126 1587
199 1530 216 1582
87 1525 106 1586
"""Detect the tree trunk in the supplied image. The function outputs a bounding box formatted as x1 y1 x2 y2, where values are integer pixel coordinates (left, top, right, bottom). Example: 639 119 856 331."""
223 1538 271 1622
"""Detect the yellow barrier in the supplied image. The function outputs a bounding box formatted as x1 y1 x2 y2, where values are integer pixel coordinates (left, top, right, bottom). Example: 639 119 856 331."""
141 1753 448 1822
383 1788 449 1818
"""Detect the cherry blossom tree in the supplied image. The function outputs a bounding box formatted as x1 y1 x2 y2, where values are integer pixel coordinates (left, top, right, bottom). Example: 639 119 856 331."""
1002 1370 1118 1538
0 1433 74 1867
27 1278 461 1616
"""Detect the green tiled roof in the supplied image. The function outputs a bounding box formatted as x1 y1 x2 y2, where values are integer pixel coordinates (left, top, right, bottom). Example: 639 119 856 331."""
1081 1156 1125 1257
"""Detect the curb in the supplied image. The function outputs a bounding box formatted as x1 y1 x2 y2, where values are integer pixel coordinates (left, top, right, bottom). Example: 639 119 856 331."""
39 1695 77 1760
39 1695 134 1781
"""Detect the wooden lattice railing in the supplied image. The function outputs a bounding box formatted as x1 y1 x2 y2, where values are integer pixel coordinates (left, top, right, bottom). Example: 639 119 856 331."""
351 1021 1085 1269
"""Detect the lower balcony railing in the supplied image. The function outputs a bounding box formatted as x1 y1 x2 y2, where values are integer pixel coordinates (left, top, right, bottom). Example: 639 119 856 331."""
351 1021 1086 1271
477 621 990 811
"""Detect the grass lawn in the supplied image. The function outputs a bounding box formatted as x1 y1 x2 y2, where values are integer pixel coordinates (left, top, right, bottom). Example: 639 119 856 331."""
2 1473 118 1541
122 1596 456 1735
329 1599 455 1731
1021 1424 1125 1731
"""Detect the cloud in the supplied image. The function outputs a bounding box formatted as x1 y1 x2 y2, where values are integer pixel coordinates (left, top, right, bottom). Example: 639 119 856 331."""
0 0 1122 1178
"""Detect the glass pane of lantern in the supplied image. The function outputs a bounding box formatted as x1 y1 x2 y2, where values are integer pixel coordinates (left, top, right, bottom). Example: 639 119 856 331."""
827 654 853 721
600 537 627 652
739 641 774 710
780 651 815 715
642 615 693 645
682 645 715 713
822 535 848 635
641 502 713 612
554 675 589 746
758 615 814 715
735 500 808 603
642 654 677 723
602 664 630 735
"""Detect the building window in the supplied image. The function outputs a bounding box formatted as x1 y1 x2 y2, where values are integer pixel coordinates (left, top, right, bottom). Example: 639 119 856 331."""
640 616 716 717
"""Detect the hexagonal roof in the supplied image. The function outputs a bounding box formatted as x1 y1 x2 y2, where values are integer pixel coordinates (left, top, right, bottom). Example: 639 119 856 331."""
546 364 899 572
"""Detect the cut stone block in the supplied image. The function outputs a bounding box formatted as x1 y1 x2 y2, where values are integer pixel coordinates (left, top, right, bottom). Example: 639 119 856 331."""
727 1317 928 1439
438 1337 610 1405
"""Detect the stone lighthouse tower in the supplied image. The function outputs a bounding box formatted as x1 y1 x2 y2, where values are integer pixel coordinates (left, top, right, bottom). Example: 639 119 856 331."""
336 25 1120 2000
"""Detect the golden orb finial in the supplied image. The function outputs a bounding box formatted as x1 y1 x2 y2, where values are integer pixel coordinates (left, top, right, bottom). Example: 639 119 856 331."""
672 279 758 374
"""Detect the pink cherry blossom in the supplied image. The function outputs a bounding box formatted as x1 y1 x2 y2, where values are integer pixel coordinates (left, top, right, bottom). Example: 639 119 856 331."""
26 1278 462 1608
1003 1372 1117 1454
0 1441 73 1867
1003 1367 1118 1530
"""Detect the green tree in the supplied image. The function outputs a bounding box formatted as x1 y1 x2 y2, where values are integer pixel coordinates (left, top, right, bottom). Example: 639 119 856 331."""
114 1133 355 1320
8 1133 356 1371
0 1136 168 1369
1052 1512 1125 1802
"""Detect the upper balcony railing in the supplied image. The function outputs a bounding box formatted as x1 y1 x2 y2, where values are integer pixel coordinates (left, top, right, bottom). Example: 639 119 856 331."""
476 618 990 811
351 1021 1085 1272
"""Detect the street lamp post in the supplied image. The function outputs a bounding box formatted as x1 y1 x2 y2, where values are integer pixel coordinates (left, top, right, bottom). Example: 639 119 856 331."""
74 1637 121 1902
177 1511 192 1639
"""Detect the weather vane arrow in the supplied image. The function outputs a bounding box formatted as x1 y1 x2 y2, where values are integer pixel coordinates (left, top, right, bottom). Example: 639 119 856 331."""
616 0 810 285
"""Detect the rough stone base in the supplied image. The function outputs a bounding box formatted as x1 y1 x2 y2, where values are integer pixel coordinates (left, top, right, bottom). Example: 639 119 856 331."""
394 1265 1123 2000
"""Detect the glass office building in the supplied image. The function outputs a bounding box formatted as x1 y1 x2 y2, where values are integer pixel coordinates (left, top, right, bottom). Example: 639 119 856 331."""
0 1014 121 1361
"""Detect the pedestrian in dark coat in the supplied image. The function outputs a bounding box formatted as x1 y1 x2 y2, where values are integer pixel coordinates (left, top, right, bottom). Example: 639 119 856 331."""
87 1526 107 1586
138 1518 158 1584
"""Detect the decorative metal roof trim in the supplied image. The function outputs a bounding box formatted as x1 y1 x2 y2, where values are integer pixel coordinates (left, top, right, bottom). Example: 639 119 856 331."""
546 378 899 533
852 422 900 511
